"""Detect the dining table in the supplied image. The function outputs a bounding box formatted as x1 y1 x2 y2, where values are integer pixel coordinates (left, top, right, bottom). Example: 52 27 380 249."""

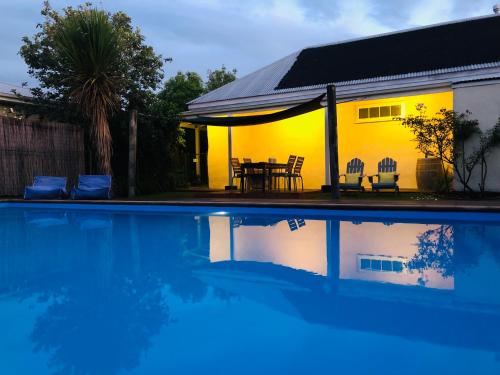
240 162 289 193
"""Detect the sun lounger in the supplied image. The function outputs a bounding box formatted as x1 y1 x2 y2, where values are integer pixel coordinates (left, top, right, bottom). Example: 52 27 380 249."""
71 175 112 200
24 176 67 200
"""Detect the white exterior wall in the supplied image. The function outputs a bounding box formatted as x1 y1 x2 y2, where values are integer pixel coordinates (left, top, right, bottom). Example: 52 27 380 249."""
453 80 500 192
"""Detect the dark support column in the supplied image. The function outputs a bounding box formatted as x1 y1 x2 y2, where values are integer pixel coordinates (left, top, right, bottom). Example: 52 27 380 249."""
327 219 340 293
194 125 201 183
327 85 340 199
128 109 138 198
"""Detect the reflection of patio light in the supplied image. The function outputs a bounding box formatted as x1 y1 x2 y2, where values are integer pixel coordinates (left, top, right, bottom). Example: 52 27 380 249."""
211 211 229 216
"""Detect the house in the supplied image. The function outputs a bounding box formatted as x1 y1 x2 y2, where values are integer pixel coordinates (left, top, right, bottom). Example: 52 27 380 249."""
184 13 500 192
0 82 30 117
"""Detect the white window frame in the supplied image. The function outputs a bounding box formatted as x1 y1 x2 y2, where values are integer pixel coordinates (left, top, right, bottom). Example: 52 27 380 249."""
356 103 405 123
357 254 409 273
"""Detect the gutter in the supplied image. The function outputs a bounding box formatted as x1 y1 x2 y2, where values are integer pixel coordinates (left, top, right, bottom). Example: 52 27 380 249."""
183 82 452 117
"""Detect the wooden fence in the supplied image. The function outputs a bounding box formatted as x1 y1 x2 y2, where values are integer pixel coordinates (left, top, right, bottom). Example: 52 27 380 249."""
0 116 85 196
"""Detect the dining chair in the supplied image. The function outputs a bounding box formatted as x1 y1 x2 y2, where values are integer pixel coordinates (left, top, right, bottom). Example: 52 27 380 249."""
291 156 305 191
231 158 245 190
243 158 254 175
272 155 296 191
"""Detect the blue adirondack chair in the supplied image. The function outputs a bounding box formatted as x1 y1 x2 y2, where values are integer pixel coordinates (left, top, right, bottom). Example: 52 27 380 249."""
24 176 68 200
369 157 400 192
71 175 112 200
339 158 365 191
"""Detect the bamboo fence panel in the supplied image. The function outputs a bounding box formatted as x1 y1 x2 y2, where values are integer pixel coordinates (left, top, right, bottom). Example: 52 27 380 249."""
0 116 84 196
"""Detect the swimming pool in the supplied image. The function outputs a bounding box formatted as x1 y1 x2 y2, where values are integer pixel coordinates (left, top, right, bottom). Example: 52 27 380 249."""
0 202 499 374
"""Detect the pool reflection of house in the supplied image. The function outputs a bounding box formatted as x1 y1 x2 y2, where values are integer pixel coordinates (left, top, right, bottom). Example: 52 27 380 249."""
204 215 500 353
340 221 453 290
208 216 456 290
210 216 327 276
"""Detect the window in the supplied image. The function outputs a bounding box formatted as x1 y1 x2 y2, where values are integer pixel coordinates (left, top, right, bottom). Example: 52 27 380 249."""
357 103 403 122
358 254 407 273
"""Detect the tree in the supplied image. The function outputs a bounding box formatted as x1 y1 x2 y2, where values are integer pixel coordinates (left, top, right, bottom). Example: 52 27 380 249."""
111 10 164 110
121 68 234 193
152 72 205 120
402 106 481 193
408 225 455 279
53 9 121 174
473 120 500 195
205 65 237 92
20 1 164 174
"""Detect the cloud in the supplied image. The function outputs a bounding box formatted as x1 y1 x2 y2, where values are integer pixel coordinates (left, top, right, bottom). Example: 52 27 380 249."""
0 0 497 88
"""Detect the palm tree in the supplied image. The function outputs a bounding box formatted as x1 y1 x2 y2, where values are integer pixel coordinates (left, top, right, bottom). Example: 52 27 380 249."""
54 9 121 174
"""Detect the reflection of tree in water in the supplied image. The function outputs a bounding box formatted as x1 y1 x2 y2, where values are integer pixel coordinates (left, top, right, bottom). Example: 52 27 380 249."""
31 275 168 375
19 213 216 375
408 225 454 278
408 222 499 282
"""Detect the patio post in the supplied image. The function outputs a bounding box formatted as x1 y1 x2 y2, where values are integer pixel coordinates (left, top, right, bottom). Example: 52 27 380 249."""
194 125 201 183
225 126 236 190
327 85 340 199
326 218 340 291
324 109 331 187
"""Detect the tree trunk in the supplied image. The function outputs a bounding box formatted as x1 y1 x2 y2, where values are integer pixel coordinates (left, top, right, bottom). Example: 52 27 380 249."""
128 109 138 197
92 109 112 175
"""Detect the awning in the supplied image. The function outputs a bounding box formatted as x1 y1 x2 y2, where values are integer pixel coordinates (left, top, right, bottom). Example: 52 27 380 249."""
184 93 326 127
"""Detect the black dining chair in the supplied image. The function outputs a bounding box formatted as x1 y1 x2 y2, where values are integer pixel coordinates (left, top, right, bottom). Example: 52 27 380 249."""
243 158 255 175
272 155 296 191
291 156 305 191
231 158 245 190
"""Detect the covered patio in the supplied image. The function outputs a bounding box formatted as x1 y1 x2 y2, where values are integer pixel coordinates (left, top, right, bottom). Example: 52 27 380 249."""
184 88 452 194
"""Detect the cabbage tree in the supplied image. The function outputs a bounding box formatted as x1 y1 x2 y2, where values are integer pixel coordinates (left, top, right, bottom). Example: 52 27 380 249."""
54 9 120 174
20 2 164 177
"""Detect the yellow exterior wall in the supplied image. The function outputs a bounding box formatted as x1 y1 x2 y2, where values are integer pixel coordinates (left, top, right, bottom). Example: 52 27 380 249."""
337 91 453 189
206 90 453 190
206 126 229 189
207 108 326 189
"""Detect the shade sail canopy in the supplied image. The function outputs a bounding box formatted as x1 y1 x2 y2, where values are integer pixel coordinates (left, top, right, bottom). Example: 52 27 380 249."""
185 93 325 126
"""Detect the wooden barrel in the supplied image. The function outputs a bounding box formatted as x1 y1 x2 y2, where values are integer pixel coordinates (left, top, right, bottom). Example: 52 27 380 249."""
416 158 445 192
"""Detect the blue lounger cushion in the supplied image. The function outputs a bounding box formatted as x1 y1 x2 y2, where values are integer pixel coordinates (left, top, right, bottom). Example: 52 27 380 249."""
24 176 67 200
71 175 112 200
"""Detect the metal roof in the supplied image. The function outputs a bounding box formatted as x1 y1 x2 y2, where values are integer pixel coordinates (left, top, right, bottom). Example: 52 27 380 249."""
0 82 31 97
0 82 31 103
189 13 500 110
189 51 299 105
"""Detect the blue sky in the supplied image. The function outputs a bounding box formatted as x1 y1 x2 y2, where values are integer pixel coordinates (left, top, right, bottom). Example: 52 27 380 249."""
0 0 497 89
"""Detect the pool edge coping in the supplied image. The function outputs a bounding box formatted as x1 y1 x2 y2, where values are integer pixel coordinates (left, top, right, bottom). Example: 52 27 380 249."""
2 198 500 213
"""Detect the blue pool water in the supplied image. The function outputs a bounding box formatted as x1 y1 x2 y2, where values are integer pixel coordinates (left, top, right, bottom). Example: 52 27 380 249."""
0 203 499 375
